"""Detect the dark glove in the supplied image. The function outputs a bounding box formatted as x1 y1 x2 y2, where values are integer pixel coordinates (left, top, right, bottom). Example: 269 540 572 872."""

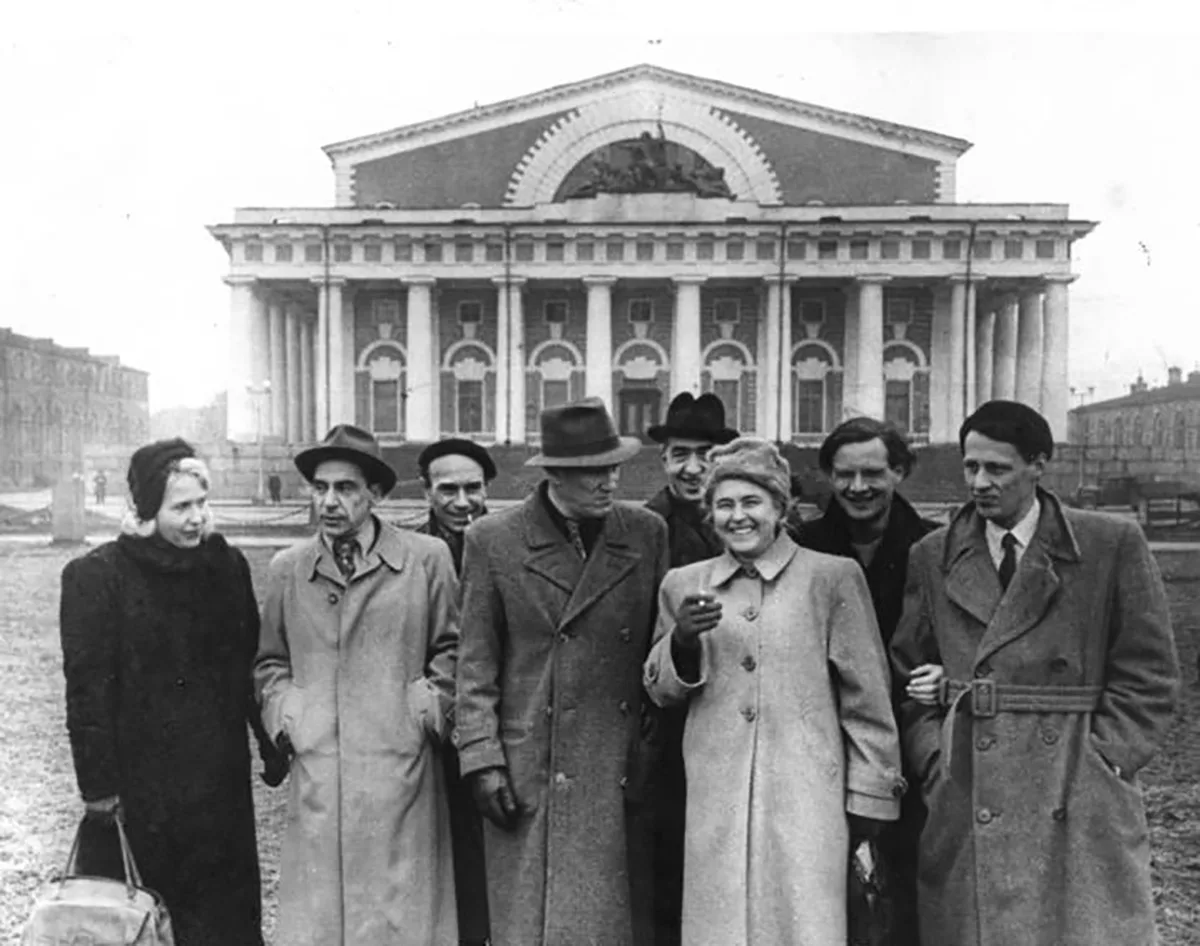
83 795 122 826
469 766 521 831
848 814 888 846
259 733 292 787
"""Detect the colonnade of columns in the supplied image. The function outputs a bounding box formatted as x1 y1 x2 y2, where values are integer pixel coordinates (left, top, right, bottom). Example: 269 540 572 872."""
226 271 1073 445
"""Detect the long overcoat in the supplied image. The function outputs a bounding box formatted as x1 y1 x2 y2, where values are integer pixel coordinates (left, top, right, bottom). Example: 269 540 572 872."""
890 490 1179 946
255 520 460 946
644 532 905 946
455 493 669 946
59 533 267 946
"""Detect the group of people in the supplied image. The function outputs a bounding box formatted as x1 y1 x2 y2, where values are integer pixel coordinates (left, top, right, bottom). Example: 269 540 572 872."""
58 392 1180 946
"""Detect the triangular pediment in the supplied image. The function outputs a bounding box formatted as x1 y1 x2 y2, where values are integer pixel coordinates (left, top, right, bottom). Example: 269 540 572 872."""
327 64 972 209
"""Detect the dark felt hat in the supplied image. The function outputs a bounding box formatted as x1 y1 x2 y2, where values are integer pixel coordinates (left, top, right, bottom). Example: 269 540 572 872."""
647 392 738 445
524 398 642 468
294 424 398 495
127 437 197 520
417 438 498 482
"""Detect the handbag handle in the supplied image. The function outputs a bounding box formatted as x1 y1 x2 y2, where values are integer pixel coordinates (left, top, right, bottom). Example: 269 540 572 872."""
62 808 145 900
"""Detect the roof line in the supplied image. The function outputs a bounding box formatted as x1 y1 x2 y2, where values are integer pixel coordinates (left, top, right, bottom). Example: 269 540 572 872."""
322 63 972 159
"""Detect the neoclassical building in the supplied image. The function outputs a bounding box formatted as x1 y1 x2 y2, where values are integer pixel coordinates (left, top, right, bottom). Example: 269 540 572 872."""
210 65 1094 448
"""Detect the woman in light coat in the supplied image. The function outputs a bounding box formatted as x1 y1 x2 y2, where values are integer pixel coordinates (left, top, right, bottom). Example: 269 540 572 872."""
644 438 905 946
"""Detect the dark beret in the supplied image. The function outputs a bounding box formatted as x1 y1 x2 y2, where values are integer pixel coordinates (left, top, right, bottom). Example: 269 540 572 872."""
959 400 1054 461
417 438 498 482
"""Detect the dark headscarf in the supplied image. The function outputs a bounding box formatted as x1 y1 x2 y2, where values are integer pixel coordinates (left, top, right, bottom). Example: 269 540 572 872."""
127 438 196 520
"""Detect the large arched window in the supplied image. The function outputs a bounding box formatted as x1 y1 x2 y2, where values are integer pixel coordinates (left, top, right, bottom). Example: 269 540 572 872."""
1153 411 1166 448
702 340 755 433
527 340 585 436
1132 413 1144 446
882 341 931 437
791 341 843 439
1112 415 1124 445
1173 410 1186 450
356 341 407 437
441 341 496 436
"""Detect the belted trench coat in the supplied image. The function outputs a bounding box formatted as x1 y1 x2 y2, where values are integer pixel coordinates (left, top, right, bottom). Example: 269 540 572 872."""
891 490 1179 946
455 494 669 946
255 521 460 946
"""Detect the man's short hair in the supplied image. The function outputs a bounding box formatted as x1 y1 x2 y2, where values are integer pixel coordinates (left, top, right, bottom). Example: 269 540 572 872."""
817 417 917 476
959 400 1055 462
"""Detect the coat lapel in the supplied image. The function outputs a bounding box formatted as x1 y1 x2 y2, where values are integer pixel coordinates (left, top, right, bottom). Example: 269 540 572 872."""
521 494 583 597
975 493 1080 665
558 505 641 631
942 509 1002 630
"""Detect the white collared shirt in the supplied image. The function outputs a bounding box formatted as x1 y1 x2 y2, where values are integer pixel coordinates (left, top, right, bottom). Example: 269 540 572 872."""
984 496 1041 570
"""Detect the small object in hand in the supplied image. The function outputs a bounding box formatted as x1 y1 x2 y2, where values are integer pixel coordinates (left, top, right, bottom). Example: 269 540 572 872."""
675 592 723 648
83 795 122 825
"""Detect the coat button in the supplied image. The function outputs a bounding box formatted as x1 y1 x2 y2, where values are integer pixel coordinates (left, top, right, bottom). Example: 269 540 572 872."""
742 707 757 722
976 736 995 751
175 677 185 688
743 608 759 622
545 705 553 718
619 627 632 643
327 592 339 605
1049 657 1069 673
976 808 994 824
554 772 568 788
1042 729 1059 745
619 701 631 715
558 632 570 643
741 655 757 672
1051 807 1067 822
974 663 991 678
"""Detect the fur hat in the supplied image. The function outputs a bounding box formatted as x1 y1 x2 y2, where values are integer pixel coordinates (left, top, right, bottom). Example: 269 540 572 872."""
703 437 793 511
127 438 197 520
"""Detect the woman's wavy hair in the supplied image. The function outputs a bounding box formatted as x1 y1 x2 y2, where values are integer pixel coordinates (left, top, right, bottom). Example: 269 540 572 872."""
120 456 215 539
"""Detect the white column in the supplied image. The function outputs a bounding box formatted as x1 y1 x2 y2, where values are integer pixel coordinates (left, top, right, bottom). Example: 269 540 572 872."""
777 278 795 441
992 295 1019 401
492 277 510 443
509 278 527 443
975 306 995 409
1040 275 1074 442
762 282 781 438
671 275 705 398
584 277 616 410
853 275 889 419
285 304 302 443
300 313 314 442
842 285 860 416
947 277 974 430
311 278 329 434
965 279 978 413
224 276 258 441
1015 287 1045 409
327 278 347 425
405 277 436 440
928 284 953 442
268 299 286 437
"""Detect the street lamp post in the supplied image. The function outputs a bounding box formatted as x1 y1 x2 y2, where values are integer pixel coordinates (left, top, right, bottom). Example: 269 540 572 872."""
247 380 272 504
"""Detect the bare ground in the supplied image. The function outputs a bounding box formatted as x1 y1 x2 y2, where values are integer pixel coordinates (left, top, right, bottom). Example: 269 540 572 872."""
1 543 1198 943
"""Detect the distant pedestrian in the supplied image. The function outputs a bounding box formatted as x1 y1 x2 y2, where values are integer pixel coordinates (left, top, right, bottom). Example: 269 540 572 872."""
93 470 107 506
267 472 282 504
60 438 286 946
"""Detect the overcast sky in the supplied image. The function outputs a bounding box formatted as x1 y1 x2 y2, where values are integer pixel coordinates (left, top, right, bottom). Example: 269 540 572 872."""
2 2 1197 412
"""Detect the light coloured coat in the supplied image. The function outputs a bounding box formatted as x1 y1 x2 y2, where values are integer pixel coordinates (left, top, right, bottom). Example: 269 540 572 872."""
891 490 1179 946
644 532 904 946
455 493 669 946
255 520 460 946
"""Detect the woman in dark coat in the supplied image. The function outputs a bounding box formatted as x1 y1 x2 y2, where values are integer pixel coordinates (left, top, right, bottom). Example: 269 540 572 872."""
59 438 282 946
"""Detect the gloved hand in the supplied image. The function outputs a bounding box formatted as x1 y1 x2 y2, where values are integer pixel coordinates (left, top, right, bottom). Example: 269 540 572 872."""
260 732 292 787
83 795 122 826
848 813 889 846
469 766 521 831
673 593 722 649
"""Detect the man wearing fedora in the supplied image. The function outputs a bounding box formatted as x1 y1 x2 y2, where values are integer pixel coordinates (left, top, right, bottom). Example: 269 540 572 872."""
414 437 498 946
255 424 461 946
455 398 669 946
643 392 737 946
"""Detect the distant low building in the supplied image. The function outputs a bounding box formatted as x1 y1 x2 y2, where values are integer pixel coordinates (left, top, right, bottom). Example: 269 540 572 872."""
1069 367 1200 451
151 392 227 444
0 328 149 487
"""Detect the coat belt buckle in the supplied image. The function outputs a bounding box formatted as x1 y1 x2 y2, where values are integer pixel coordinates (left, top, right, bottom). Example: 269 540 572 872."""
971 679 998 718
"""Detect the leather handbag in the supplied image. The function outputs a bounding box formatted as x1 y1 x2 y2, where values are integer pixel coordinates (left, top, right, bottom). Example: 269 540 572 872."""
22 814 175 946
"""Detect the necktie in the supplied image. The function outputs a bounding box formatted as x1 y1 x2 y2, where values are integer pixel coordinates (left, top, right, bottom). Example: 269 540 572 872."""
998 532 1018 590
564 520 587 560
332 536 358 580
